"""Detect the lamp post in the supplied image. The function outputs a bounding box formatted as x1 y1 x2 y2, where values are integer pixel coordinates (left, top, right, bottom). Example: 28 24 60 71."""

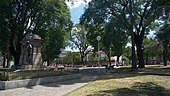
96 36 101 75
96 36 101 66
84 31 87 64
71 51 74 65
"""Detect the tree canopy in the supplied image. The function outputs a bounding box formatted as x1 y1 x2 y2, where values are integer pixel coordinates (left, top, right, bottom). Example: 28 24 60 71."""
103 15 128 64
156 23 170 66
80 0 168 68
0 0 71 68
69 24 91 64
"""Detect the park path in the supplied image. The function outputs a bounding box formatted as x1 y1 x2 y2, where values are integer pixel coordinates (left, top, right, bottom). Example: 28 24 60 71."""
0 75 99 96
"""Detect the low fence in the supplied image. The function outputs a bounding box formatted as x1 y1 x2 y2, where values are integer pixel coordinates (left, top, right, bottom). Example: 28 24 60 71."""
0 66 109 90
0 66 80 81
0 74 81 90
0 66 81 90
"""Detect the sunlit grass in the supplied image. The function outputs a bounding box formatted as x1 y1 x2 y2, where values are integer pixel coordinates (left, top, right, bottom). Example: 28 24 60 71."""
65 65 170 96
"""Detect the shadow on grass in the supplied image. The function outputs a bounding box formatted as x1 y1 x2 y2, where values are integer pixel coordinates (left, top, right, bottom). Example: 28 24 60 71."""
98 67 170 81
25 74 99 89
2 67 170 90
87 82 170 96
25 67 170 89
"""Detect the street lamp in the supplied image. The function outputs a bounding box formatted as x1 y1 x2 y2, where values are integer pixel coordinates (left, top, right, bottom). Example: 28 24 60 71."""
84 31 87 63
71 51 74 65
96 36 101 66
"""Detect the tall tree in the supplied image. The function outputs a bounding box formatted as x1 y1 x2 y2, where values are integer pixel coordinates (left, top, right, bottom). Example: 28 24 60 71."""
80 0 136 68
42 25 67 66
69 24 92 64
129 0 137 69
155 0 170 66
80 0 165 68
156 23 170 66
84 24 103 52
143 37 162 65
130 0 164 68
0 0 71 68
103 16 128 65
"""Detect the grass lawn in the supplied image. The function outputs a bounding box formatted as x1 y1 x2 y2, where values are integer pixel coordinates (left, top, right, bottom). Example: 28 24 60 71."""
0 70 71 81
65 65 170 96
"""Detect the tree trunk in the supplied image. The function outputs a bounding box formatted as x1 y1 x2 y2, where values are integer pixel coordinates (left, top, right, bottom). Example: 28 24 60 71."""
117 56 120 64
108 54 111 66
7 53 10 68
129 0 137 70
106 53 111 69
146 54 149 65
136 38 145 68
3 55 6 68
47 59 50 66
72 52 74 65
10 40 22 69
163 47 168 66
13 52 20 68
81 54 84 65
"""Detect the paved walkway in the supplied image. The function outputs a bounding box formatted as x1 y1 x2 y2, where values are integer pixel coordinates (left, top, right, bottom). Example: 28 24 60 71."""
0 75 99 96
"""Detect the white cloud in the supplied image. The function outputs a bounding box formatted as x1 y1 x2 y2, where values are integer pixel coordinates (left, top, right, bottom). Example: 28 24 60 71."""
66 0 91 9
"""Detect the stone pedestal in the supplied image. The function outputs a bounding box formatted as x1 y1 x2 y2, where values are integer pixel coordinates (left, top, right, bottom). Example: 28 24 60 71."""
19 33 43 70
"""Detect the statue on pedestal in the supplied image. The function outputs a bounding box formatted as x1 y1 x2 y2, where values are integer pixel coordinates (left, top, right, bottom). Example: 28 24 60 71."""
19 33 43 70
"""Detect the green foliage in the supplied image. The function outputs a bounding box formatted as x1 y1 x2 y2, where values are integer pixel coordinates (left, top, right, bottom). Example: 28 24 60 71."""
63 52 72 64
123 47 132 59
84 24 102 51
87 54 97 62
72 52 81 65
0 29 9 54
80 0 118 25
156 24 170 47
143 37 162 57
0 0 71 65
80 0 123 52
63 52 81 65
156 23 170 65
103 16 128 57
42 25 66 61
149 22 160 30
0 0 10 54
80 0 128 61
80 0 168 68
69 24 92 63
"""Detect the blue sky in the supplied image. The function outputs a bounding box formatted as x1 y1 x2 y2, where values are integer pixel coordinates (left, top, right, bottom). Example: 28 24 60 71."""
66 0 91 24
70 3 85 24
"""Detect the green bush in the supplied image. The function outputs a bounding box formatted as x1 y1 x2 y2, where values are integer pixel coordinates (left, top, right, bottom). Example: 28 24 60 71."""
0 72 9 81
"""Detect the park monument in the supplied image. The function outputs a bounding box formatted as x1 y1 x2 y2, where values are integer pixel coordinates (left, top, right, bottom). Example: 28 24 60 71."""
19 32 43 70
